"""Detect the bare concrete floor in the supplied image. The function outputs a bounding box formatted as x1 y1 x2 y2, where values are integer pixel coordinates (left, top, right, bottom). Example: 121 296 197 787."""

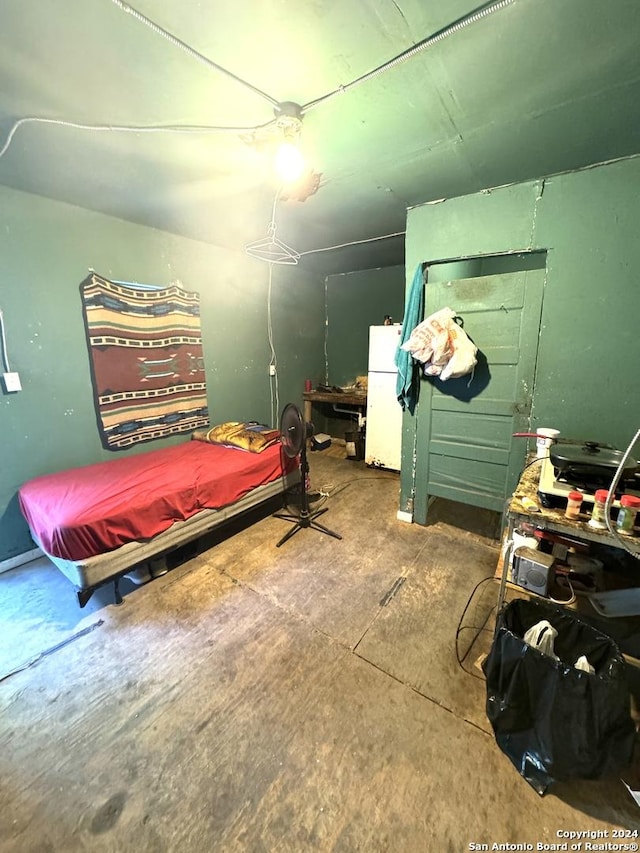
1 451 639 851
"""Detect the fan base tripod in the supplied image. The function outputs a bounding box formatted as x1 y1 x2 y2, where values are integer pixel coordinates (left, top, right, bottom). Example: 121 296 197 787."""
274 403 341 548
274 502 342 547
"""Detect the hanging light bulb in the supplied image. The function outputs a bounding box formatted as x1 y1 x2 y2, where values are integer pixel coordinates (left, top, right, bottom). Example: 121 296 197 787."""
275 141 306 183
273 101 306 184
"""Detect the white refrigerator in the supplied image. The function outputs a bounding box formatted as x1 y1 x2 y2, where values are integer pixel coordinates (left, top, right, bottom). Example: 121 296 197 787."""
365 325 403 471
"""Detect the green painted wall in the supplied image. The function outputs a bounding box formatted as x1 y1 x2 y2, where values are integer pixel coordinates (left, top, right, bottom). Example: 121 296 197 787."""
401 156 640 516
314 265 404 439
326 265 405 386
427 252 547 283
0 186 325 561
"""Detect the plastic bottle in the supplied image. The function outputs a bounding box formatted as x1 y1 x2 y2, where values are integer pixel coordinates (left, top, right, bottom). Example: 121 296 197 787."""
616 495 640 536
565 491 583 520
588 489 609 529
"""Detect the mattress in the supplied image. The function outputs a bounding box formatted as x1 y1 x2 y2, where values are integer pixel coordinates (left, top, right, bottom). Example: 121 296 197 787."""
38 470 300 590
19 441 297 561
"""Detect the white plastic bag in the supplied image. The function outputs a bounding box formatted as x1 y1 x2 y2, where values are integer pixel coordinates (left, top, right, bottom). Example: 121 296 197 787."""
401 306 477 381
401 307 454 371
524 620 559 660
441 322 478 381
574 655 595 674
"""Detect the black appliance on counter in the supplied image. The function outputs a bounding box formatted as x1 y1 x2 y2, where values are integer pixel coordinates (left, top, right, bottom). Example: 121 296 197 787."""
538 440 639 509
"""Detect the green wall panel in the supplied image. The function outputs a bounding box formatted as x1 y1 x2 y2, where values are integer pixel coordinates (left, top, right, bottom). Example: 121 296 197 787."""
532 165 640 445
406 181 541 270
401 156 640 518
325 265 405 387
0 186 325 561
314 265 404 440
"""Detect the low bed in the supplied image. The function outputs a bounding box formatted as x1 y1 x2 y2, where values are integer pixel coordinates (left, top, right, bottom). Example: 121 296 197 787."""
19 436 299 606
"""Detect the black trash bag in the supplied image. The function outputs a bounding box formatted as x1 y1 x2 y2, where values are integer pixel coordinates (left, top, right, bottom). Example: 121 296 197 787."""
482 598 636 795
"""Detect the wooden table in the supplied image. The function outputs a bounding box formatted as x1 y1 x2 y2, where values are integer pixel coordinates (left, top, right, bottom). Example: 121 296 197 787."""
302 390 367 426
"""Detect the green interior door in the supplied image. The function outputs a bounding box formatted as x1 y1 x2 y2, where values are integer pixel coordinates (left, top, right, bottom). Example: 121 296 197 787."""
413 268 545 523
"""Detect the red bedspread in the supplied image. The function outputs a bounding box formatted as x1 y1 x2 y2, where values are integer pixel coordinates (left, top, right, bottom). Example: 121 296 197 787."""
19 441 296 561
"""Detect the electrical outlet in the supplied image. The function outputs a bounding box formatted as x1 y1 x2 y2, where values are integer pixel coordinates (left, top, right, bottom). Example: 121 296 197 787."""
269 365 276 376
2 372 21 393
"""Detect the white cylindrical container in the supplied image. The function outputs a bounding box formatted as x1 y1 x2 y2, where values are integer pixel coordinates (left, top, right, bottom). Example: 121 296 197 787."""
536 428 560 458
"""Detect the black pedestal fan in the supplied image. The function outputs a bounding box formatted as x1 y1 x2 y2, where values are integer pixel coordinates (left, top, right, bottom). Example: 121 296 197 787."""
274 403 342 547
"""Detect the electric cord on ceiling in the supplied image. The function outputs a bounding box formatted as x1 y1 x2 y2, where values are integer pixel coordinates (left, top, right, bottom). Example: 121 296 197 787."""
247 226 404 263
300 0 517 114
109 0 280 108
298 230 405 257
1 1 516 164
0 117 274 161
113 0 516 118
247 223 405 274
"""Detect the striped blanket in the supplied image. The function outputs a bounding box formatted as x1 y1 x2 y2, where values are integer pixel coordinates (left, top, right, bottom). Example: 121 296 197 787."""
80 273 209 450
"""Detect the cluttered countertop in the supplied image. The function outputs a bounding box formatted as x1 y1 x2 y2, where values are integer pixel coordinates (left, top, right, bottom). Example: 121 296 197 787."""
508 453 640 553
501 442 640 658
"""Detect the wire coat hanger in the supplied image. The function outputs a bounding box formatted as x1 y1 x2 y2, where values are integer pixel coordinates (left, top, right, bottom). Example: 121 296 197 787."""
244 188 300 265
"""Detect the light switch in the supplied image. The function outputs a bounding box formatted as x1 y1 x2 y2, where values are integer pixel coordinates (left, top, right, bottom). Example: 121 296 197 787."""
3 372 22 392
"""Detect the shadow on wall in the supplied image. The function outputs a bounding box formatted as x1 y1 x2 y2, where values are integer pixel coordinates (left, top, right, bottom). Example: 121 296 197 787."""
0 494 33 561
425 349 491 402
